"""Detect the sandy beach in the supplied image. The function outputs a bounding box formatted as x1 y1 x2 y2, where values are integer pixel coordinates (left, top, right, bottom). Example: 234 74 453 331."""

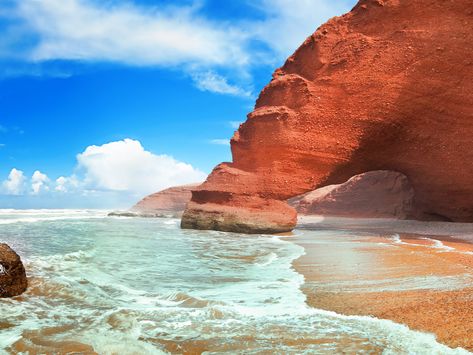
293 216 473 350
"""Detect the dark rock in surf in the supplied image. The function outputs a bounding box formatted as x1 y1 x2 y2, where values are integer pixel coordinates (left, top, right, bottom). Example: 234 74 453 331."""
0 243 27 298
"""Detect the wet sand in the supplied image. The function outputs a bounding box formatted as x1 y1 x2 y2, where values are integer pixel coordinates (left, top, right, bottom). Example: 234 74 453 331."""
293 216 473 350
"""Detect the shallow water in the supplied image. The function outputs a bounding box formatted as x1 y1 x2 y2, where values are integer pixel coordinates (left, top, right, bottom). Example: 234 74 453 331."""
0 210 470 354
291 231 473 294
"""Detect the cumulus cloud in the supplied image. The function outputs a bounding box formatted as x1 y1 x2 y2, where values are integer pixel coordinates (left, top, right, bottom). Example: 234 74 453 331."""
76 139 206 195
2 168 26 195
31 170 50 195
1 139 206 204
1 169 50 196
55 175 79 193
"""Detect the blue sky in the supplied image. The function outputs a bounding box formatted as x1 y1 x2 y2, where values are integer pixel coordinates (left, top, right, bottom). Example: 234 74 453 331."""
0 0 356 209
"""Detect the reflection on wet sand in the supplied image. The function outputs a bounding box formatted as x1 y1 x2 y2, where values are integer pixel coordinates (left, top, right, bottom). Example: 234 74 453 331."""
292 222 473 350
10 325 97 355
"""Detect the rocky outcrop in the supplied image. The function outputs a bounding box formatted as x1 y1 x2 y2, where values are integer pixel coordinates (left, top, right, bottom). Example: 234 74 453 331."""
289 171 414 218
127 184 201 218
183 198 296 234
182 0 473 233
0 244 27 298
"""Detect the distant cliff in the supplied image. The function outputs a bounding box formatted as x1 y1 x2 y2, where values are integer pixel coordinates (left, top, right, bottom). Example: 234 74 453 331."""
110 184 201 218
182 0 473 233
132 184 200 216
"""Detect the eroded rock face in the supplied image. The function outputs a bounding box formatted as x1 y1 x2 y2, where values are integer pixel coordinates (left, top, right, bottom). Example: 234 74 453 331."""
131 184 201 217
0 244 27 298
289 171 414 218
182 0 473 233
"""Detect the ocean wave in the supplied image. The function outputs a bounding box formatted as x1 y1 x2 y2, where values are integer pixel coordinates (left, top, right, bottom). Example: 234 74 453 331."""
255 252 278 267
390 233 403 244
27 249 95 271
420 237 456 251
0 209 108 224
0 208 107 215
0 216 107 225
389 233 469 255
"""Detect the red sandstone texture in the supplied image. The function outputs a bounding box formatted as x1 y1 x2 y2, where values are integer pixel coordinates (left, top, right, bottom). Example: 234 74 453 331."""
182 0 473 233
131 184 201 217
289 170 414 218
0 244 27 298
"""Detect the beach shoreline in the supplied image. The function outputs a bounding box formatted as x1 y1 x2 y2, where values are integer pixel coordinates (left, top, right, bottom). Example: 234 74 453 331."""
292 216 473 351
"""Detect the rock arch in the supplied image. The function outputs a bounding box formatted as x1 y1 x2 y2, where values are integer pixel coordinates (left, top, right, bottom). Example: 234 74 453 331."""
181 0 473 233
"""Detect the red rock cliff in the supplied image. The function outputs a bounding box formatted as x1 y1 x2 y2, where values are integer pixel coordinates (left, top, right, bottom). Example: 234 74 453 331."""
182 0 473 233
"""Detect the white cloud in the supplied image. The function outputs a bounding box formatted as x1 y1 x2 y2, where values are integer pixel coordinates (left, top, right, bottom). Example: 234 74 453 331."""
1 0 354 95
15 0 249 67
192 71 252 97
76 138 206 195
10 0 352 66
210 139 230 146
55 175 79 193
55 177 67 192
0 139 206 206
31 170 50 195
2 168 26 195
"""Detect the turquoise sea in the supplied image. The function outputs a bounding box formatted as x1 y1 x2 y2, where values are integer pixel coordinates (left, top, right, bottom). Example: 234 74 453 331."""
0 210 469 354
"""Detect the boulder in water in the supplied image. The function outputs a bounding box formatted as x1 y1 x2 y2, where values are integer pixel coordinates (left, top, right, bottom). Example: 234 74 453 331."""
0 243 27 298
